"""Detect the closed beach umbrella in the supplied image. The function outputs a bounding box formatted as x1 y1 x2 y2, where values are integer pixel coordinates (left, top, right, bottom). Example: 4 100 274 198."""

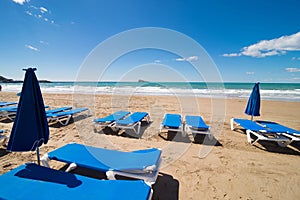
7 68 49 165
245 82 261 120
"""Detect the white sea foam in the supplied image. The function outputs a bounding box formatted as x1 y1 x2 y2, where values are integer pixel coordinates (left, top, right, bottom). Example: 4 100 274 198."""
1 83 300 102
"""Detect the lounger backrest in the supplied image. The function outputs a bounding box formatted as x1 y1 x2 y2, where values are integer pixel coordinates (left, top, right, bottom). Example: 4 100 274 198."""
185 115 209 129
116 112 148 125
257 121 300 135
0 102 17 107
234 118 268 132
0 106 18 112
48 143 161 171
94 111 130 123
46 106 72 114
0 163 152 200
47 108 88 118
162 114 181 128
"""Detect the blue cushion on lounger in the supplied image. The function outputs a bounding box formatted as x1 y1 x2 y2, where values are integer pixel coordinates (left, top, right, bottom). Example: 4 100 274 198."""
46 106 72 114
185 115 209 130
0 163 151 200
116 112 148 126
47 143 161 172
257 120 300 136
162 114 181 129
94 111 130 123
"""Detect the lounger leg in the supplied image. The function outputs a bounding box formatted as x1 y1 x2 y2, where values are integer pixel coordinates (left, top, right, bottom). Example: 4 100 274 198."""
41 154 50 167
159 125 163 133
246 130 254 144
208 130 213 140
65 163 77 172
277 141 291 147
230 118 234 130
137 121 141 135
180 125 184 136
247 130 262 145
106 171 116 180
59 115 72 126
182 125 187 137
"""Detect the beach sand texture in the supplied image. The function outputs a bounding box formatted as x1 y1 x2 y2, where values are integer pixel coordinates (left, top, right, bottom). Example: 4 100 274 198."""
1 92 300 199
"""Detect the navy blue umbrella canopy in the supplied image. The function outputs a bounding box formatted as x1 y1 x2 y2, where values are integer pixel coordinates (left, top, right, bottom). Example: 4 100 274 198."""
7 68 49 155
245 82 261 120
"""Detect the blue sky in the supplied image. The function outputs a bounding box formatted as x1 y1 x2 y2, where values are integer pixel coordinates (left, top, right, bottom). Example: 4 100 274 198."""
1 0 300 82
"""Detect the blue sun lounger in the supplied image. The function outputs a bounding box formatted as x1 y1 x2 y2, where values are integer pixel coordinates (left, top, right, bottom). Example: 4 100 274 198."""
47 108 90 126
0 102 17 107
46 106 72 114
159 114 183 134
185 115 212 140
41 143 161 185
1 105 50 121
230 118 291 146
256 120 300 142
114 112 151 135
0 163 152 200
93 111 130 130
0 106 18 120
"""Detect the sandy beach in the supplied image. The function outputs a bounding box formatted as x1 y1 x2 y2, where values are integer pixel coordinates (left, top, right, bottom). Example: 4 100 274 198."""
1 91 300 199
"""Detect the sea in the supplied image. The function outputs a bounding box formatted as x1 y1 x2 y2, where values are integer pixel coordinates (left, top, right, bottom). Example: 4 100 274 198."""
1 82 300 102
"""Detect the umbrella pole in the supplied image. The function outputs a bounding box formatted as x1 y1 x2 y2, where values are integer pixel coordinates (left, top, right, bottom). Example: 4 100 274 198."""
36 146 41 165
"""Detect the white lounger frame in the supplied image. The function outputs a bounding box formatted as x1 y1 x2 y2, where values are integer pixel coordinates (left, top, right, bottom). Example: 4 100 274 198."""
159 124 184 134
0 110 16 121
93 120 116 132
230 118 291 147
48 109 90 126
93 112 131 131
246 130 291 147
184 124 212 140
230 118 244 131
159 116 184 135
41 153 161 186
114 114 151 135
279 133 300 143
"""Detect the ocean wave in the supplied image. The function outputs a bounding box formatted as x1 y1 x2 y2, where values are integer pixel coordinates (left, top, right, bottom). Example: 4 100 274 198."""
1 83 300 102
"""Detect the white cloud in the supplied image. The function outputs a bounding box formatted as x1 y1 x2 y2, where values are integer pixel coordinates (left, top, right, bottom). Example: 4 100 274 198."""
12 0 29 5
40 7 48 13
285 68 300 72
26 5 55 25
222 53 241 57
25 44 39 52
39 40 49 45
154 60 161 63
292 57 300 60
246 72 255 75
25 10 32 16
223 31 300 58
175 56 198 62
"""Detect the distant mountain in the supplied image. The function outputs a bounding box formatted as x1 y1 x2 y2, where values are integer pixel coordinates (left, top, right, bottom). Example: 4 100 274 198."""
0 76 13 83
0 75 51 83
138 79 148 83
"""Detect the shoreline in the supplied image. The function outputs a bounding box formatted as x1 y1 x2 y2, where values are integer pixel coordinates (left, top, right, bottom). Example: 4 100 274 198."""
1 91 300 103
1 81 300 102
1 91 300 199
